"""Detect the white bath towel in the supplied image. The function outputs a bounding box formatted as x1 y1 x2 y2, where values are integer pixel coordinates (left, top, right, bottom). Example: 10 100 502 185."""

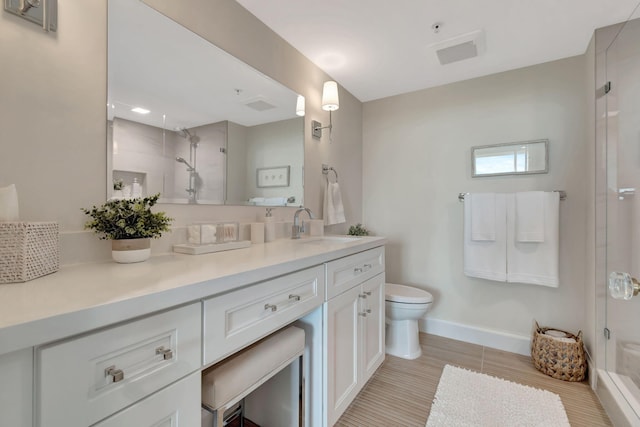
464 193 507 281
470 193 497 241
506 192 560 287
324 181 346 225
515 191 545 242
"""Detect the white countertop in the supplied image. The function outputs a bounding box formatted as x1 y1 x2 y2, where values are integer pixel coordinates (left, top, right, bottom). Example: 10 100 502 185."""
0 236 386 355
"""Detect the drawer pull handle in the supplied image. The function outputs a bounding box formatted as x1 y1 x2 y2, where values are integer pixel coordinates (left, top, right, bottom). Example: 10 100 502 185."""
354 267 363 273
265 303 278 312
364 263 372 270
359 312 368 317
364 291 372 296
359 293 367 299
105 366 124 383
289 294 301 301
156 346 174 360
366 309 372 314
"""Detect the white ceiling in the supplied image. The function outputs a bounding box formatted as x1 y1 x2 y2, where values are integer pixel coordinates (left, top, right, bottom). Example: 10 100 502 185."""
236 0 640 102
108 0 299 130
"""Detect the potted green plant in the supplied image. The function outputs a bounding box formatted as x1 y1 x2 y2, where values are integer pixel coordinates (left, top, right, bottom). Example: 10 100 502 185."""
82 194 173 263
347 223 370 236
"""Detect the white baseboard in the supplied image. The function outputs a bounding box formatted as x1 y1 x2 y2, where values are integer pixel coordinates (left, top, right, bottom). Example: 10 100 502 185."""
419 318 531 356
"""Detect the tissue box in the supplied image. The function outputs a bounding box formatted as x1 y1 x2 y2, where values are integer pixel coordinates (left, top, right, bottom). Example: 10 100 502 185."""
0 222 59 283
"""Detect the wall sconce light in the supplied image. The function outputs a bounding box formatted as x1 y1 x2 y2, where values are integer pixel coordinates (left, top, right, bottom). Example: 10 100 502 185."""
312 81 340 139
296 95 305 117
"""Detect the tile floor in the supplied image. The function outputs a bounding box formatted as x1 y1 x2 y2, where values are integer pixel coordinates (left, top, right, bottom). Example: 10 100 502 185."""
336 333 611 426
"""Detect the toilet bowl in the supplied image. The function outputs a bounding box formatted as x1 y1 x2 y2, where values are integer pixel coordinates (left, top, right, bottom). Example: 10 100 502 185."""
385 283 433 360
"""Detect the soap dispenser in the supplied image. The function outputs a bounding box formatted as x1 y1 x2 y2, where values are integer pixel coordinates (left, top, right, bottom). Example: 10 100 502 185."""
264 208 276 242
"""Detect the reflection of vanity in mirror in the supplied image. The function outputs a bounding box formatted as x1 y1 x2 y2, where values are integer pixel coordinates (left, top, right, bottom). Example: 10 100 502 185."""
471 139 548 177
107 0 304 206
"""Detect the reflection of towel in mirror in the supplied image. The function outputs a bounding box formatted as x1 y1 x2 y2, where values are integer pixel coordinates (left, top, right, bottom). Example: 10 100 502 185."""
324 181 345 225
248 197 287 206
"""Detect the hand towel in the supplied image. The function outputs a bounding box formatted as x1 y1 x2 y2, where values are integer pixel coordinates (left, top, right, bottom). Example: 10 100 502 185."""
0 184 19 221
515 191 545 242
506 192 560 287
470 193 497 241
324 181 346 226
464 193 507 281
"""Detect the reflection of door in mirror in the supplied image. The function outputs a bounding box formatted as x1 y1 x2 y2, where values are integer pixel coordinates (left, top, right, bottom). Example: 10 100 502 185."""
107 0 304 206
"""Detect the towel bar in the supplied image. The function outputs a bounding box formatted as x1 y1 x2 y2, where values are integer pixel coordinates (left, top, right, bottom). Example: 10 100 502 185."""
458 191 566 202
322 164 338 182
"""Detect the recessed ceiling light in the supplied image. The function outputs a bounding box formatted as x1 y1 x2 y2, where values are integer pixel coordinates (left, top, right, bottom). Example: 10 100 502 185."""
131 107 150 114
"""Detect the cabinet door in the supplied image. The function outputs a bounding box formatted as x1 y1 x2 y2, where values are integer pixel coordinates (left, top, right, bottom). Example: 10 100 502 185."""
325 285 361 426
94 372 200 427
361 274 385 383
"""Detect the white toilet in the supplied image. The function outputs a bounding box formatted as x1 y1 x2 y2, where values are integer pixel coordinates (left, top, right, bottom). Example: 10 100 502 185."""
385 283 433 360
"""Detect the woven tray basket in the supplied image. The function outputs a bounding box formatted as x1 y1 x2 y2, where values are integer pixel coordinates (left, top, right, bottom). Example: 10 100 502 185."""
0 222 59 283
531 321 586 382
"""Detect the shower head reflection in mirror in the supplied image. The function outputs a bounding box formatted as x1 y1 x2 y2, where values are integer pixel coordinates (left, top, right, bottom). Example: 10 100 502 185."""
107 0 304 206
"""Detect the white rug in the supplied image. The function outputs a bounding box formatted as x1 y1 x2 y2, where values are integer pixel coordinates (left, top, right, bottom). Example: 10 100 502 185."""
426 365 570 427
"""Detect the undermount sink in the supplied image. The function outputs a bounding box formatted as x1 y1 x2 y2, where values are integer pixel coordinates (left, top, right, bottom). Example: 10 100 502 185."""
298 236 362 244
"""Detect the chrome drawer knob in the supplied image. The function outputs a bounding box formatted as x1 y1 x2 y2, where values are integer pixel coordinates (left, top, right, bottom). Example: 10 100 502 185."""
105 365 124 383
265 303 278 312
289 294 301 301
354 267 363 273
359 312 367 317
156 346 174 360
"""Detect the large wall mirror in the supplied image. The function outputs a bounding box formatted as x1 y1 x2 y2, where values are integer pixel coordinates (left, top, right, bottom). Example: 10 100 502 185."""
107 0 304 206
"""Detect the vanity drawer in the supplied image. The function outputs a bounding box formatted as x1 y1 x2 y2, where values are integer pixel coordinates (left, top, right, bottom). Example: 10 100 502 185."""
326 246 385 299
203 265 324 366
36 303 201 427
94 372 201 427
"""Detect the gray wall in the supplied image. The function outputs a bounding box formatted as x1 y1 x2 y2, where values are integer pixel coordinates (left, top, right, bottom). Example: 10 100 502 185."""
363 56 589 340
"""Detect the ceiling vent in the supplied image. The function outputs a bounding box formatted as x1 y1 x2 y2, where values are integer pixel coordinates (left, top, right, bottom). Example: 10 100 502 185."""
245 97 277 111
430 29 485 65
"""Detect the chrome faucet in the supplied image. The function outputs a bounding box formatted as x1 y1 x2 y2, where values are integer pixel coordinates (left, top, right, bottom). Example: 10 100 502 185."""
292 208 314 239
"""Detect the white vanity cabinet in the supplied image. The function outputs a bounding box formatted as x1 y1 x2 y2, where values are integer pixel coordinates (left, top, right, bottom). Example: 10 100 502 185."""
0 236 387 427
36 303 202 427
324 248 386 426
0 348 33 427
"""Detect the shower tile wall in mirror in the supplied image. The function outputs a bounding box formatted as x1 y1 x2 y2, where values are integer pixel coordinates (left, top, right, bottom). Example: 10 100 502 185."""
107 0 304 206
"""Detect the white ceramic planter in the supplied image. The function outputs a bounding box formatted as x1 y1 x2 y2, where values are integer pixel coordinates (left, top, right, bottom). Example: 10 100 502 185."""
111 238 151 263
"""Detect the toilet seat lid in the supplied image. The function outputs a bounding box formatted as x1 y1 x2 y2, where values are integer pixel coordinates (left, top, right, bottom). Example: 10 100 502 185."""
385 283 433 304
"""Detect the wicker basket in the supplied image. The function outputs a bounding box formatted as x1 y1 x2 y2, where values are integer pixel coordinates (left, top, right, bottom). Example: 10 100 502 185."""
531 321 586 382
0 222 59 283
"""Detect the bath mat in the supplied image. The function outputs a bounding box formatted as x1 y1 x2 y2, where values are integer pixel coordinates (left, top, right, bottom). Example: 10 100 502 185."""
426 365 570 427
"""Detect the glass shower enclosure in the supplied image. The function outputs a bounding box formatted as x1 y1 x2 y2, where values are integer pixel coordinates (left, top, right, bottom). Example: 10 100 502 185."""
600 7 640 422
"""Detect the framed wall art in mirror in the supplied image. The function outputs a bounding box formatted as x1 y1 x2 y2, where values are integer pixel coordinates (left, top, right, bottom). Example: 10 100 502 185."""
471 139 548 177
107 0 304 206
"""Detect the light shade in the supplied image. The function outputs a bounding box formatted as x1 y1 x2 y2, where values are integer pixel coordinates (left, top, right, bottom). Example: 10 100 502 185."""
296 95 305 116
321 81 339 112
